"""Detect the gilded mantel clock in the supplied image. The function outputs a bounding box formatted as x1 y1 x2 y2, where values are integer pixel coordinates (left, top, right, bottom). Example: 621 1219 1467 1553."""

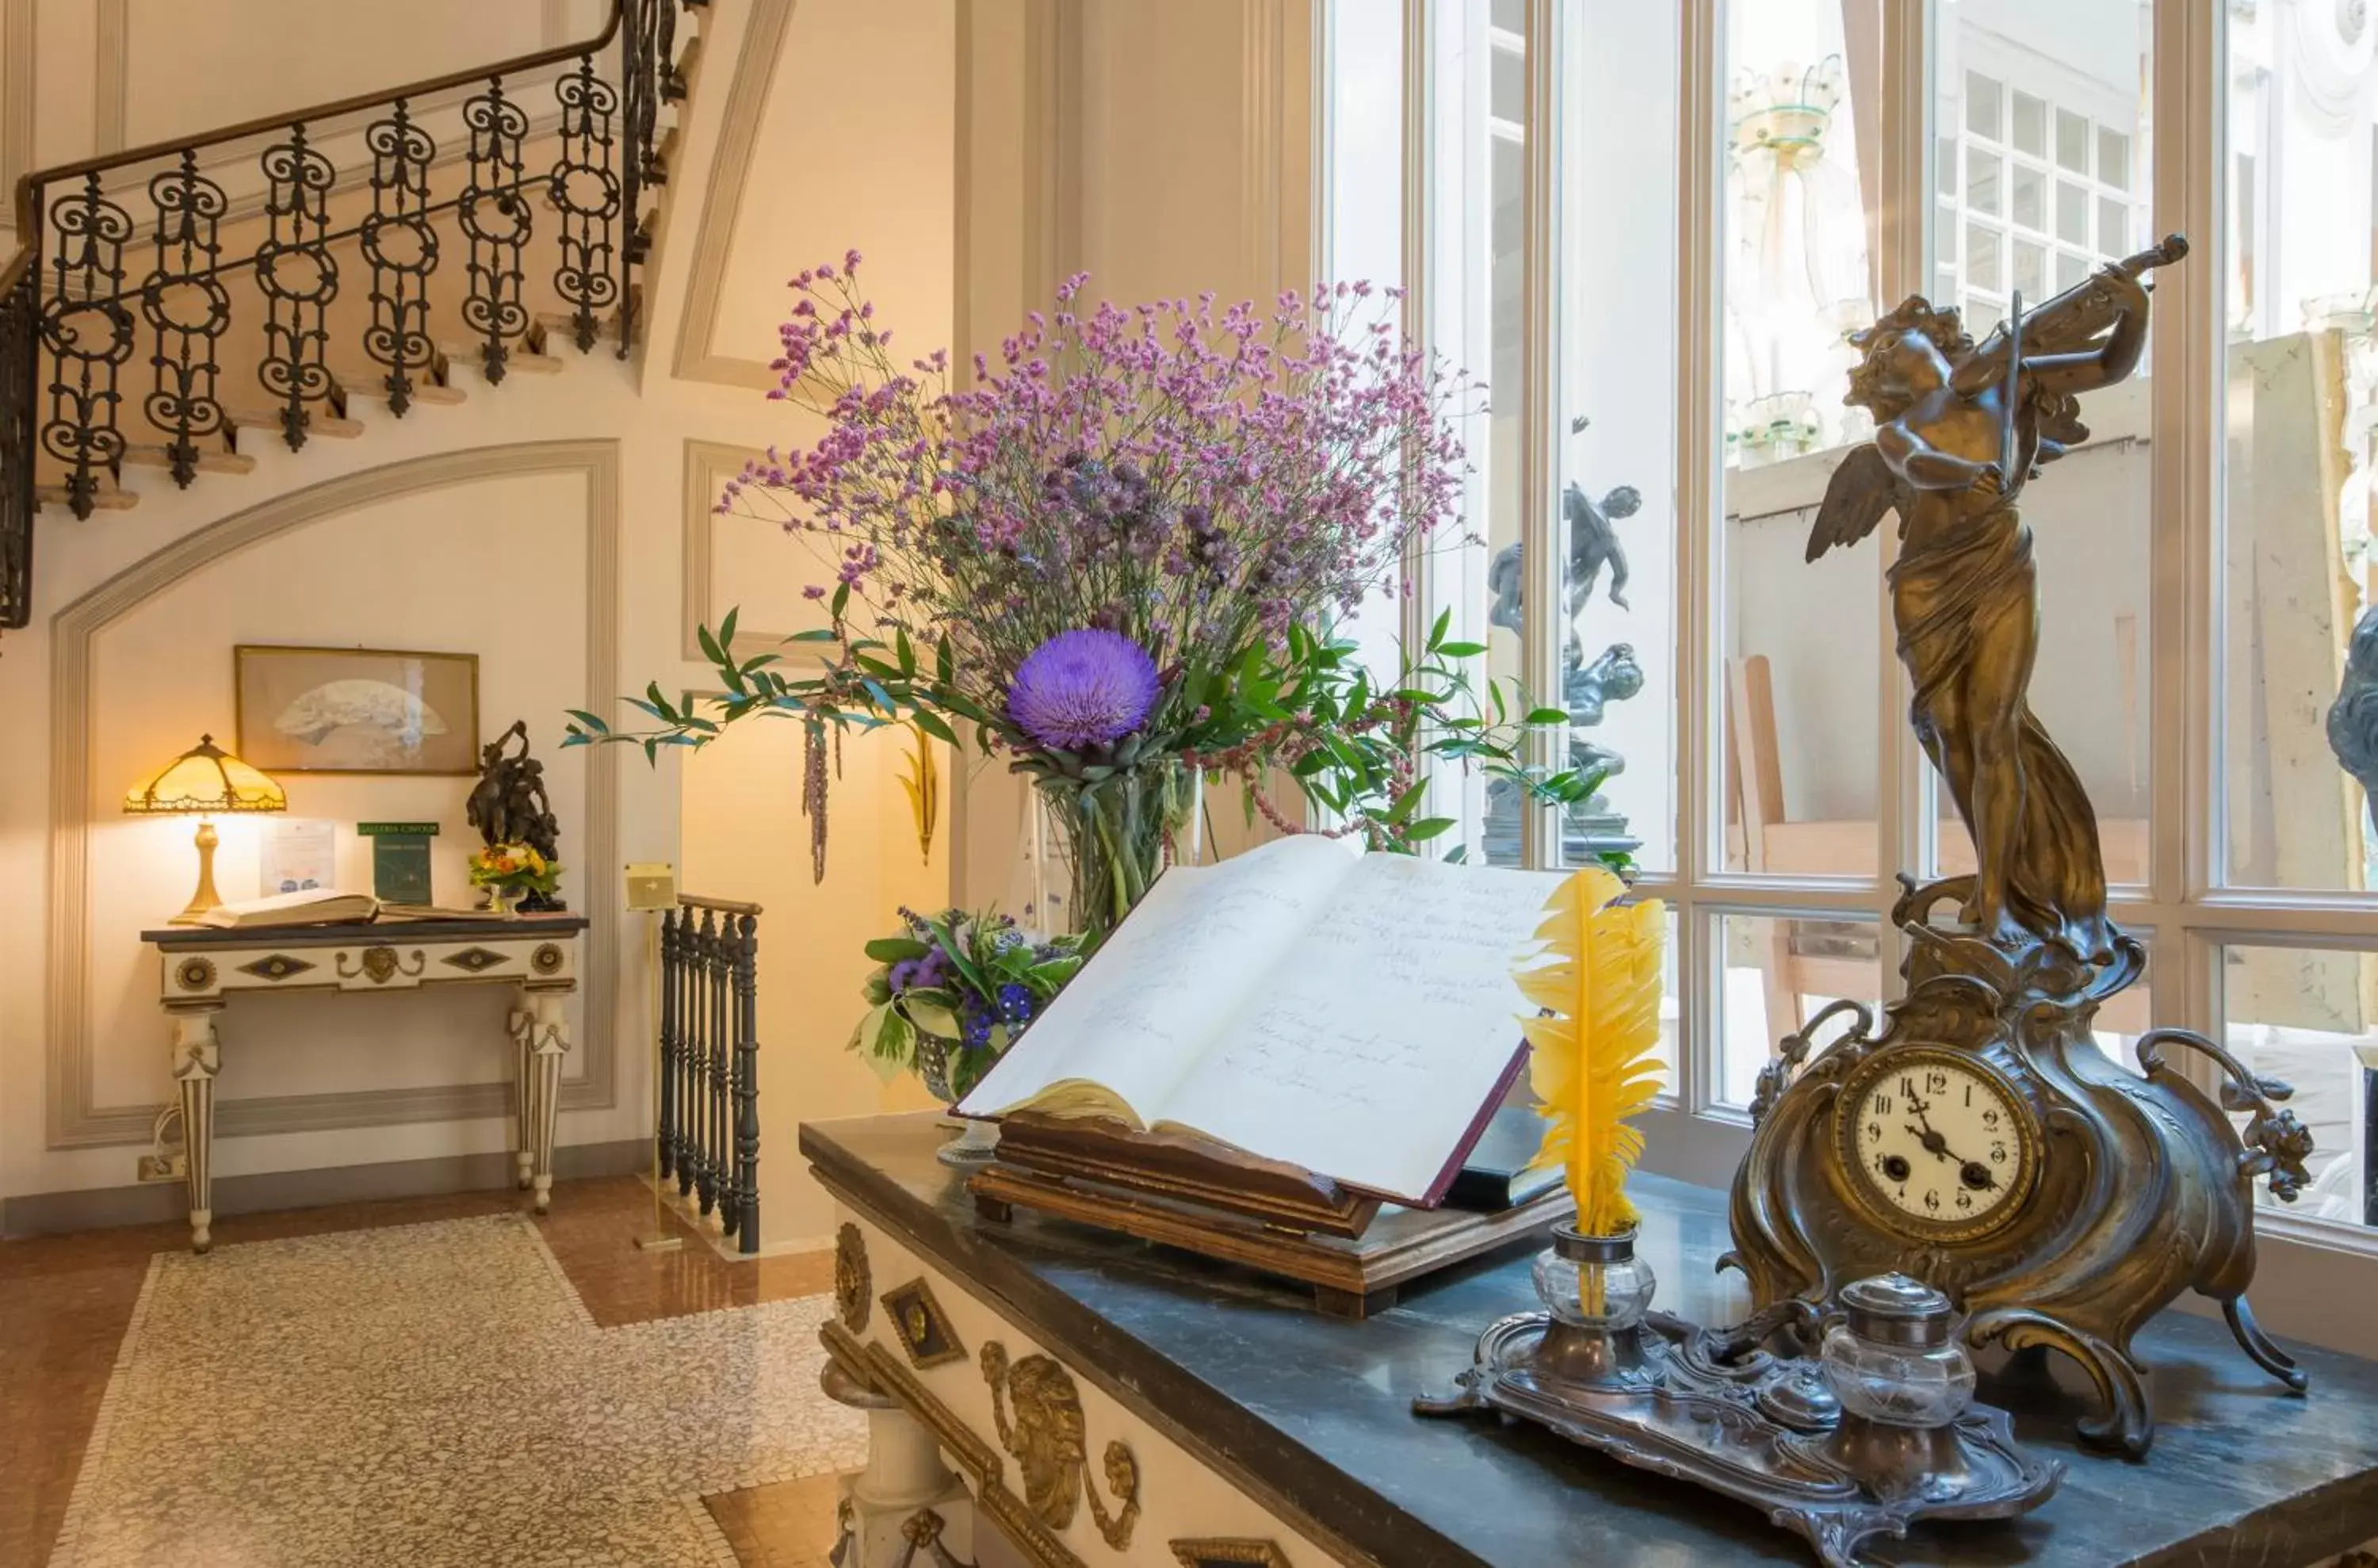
1722 236 2316 1457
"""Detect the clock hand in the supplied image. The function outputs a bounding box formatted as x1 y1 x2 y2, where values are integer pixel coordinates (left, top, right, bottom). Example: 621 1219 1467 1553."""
1903 1123 1955 1161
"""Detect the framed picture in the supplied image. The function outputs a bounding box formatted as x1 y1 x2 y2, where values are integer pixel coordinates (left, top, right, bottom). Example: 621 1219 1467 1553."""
234 644 479 775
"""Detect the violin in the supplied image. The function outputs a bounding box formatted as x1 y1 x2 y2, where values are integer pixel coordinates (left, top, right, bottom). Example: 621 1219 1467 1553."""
1952 231 2189 399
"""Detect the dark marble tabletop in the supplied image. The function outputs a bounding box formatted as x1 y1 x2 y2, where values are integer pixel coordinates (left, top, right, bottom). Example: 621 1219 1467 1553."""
804 1111 2378 1568
143 913 589 947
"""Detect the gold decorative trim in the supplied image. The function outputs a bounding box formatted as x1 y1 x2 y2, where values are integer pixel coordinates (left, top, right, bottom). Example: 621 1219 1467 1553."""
173 958 216 992
835 1222 870 1332
530 943 566 975
48 442 622 1149
819 1319 1087 1568
669 0 795 387
1171 1541 1293 1568
238 954 315 983
881 1276 966 1370
339 946 424 985
982 1340 1139 1548
441 947 510 974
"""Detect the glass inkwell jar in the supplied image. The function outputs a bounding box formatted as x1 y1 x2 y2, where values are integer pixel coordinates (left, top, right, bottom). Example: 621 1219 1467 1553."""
1529 1224 1657 1386
1821 1273 1977 1427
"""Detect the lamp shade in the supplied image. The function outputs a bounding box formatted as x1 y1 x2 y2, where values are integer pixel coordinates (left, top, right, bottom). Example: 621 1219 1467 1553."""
124 733 287 815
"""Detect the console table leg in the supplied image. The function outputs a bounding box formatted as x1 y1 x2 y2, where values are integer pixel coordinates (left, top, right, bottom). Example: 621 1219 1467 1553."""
508 1005 535 1191
525 988 572 1214
170 1007 221 1254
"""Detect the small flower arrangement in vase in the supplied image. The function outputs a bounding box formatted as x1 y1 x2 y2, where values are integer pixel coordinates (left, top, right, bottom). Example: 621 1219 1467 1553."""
468 842 561 916
853 907 1087 1164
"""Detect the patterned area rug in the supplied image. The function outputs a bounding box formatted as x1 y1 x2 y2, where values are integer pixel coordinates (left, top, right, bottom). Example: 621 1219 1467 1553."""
49 1215 865 1567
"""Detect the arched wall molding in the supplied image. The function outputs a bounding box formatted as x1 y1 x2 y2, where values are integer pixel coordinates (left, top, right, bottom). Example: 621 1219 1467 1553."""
45 438 624 1149
671 0 797 388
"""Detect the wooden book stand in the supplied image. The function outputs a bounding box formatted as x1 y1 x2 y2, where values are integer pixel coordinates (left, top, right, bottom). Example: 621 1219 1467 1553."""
968 1113 1571 1318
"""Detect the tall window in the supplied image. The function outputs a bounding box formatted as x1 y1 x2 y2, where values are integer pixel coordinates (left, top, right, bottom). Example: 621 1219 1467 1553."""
1327 0 2378 1258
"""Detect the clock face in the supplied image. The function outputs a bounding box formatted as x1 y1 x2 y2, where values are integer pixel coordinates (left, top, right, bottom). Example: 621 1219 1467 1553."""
1834 1047 2039 1243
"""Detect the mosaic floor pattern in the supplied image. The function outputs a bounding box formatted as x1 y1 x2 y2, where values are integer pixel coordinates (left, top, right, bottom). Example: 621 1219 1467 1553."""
48 1214 866 1568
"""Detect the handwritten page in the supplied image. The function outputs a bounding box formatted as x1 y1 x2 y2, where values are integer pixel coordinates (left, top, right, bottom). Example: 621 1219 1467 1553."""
1152 855 1565 1201
958 834 1363 1121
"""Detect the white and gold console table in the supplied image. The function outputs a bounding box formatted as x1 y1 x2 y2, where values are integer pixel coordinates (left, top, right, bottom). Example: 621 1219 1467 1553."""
142 915 589 1252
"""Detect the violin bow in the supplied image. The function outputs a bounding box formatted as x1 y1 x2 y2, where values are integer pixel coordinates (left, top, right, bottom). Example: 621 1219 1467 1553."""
2001 289 2023 496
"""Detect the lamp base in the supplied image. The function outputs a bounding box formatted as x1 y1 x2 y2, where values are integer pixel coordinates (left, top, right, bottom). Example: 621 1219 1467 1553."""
168 817 223 926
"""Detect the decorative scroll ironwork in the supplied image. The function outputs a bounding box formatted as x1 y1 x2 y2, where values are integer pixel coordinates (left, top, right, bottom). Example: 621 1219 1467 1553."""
140 151 230 488
656 901 761 1252
361 101 439 416
0 0 687 629
552 55 623 355
460 78 533 384
41 174 136 518
256 124 339 450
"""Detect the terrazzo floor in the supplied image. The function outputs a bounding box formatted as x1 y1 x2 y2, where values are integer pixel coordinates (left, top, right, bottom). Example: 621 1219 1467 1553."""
0 1176 859 1567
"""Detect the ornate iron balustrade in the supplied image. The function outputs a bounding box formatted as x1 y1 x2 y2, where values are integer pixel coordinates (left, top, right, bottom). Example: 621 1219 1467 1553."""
660 896 763 1253
0 0 702 629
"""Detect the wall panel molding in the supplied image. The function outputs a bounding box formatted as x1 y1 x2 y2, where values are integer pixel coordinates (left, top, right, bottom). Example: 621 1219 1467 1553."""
1 0 33 205
93 0 128 155
46 439 623 1149
671 0 796 388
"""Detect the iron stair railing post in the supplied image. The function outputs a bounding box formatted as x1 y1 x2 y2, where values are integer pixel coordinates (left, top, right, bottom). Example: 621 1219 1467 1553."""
1 258 39 627
360 99 438 417
140 149 229 488
657 905 680 1181
676 905 699 1201
552 52 621 355
708 912 730 1226
40 171 133 517
695 907 720 1216
732 910 759 1253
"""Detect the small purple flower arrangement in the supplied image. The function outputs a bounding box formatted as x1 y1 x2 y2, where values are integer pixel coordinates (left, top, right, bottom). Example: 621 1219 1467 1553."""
854 908 1088 1100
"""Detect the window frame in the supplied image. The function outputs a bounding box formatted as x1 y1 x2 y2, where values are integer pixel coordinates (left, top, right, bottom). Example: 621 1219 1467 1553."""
1322 0 2378 1276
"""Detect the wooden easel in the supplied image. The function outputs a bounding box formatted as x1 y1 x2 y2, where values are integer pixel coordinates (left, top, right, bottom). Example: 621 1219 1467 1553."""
968 1114 1571 1318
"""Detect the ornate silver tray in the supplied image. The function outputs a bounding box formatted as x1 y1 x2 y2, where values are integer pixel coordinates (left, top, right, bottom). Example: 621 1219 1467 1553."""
1414 1307 2063 1568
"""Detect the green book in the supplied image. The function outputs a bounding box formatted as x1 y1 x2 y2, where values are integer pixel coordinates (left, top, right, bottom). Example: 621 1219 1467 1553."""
358 821 438 905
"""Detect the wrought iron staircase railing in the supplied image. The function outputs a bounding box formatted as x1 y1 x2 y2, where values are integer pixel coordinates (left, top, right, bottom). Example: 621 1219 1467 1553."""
659 895 763 1253
0 0 701 629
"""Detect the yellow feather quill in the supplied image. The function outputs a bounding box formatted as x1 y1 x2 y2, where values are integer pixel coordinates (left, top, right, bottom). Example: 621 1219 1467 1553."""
1516 867 1666 1237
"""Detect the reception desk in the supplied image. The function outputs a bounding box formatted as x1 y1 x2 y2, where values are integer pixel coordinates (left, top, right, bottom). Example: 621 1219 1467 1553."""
804 1112 2378 1567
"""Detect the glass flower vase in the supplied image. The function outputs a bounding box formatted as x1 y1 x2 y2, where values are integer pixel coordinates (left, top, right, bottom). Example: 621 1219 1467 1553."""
1034 760 1195 943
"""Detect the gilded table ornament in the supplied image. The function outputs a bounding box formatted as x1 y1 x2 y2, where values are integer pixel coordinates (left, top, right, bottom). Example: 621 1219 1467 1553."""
531 941 565 974
835 1222 870 1333
174 957 216 992
441 947 511 974
1168 1543 1293 1568
1725 234 2314 1457
981 1341 1139 1546
238 953 315 982
881 1276 966 1370
339 945 424 985
900 1506 971 1567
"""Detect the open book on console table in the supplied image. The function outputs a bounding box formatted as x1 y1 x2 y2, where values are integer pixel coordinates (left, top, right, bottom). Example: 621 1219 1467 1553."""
956 835 1564 1207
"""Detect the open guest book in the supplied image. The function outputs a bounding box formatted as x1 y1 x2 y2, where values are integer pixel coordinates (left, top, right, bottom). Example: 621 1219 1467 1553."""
193 889 489 929
957 835 1566 1207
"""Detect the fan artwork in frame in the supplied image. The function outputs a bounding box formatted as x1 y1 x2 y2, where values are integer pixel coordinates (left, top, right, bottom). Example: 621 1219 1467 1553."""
235 644 480 775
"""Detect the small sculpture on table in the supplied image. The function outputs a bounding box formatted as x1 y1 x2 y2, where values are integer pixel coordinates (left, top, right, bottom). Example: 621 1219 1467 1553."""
1726 234 2315 1456
467 720 566 912
1482 436 1646 862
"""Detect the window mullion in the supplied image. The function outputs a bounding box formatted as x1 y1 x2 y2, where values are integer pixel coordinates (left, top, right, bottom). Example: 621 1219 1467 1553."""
1677 0 1723 1112
1517 0 1561 868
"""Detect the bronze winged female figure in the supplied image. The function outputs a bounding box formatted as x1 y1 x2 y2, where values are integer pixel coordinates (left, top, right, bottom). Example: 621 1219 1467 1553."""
1808 235 2186 958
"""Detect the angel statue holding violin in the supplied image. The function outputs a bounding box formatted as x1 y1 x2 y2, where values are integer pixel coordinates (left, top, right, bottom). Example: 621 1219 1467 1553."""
1807 233 2188 963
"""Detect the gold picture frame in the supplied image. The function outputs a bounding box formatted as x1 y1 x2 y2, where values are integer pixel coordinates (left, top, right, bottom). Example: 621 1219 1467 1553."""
234 644 480 775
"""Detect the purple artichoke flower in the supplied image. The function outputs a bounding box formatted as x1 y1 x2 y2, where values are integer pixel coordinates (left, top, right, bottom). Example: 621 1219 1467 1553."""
887 958 920 992
1007 629 1160 750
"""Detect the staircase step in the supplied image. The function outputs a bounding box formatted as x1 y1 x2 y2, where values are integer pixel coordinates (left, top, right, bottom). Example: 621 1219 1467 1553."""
122 442 258 477
665 34 705 103
650 124 682 185
329 366 468 408
36 482 137 512
530 311 625 354
435 339 565 377
225 406 366 439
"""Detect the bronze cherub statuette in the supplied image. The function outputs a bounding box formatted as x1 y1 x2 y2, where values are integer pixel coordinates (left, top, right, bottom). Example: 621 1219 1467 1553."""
1726 235 2319 1456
